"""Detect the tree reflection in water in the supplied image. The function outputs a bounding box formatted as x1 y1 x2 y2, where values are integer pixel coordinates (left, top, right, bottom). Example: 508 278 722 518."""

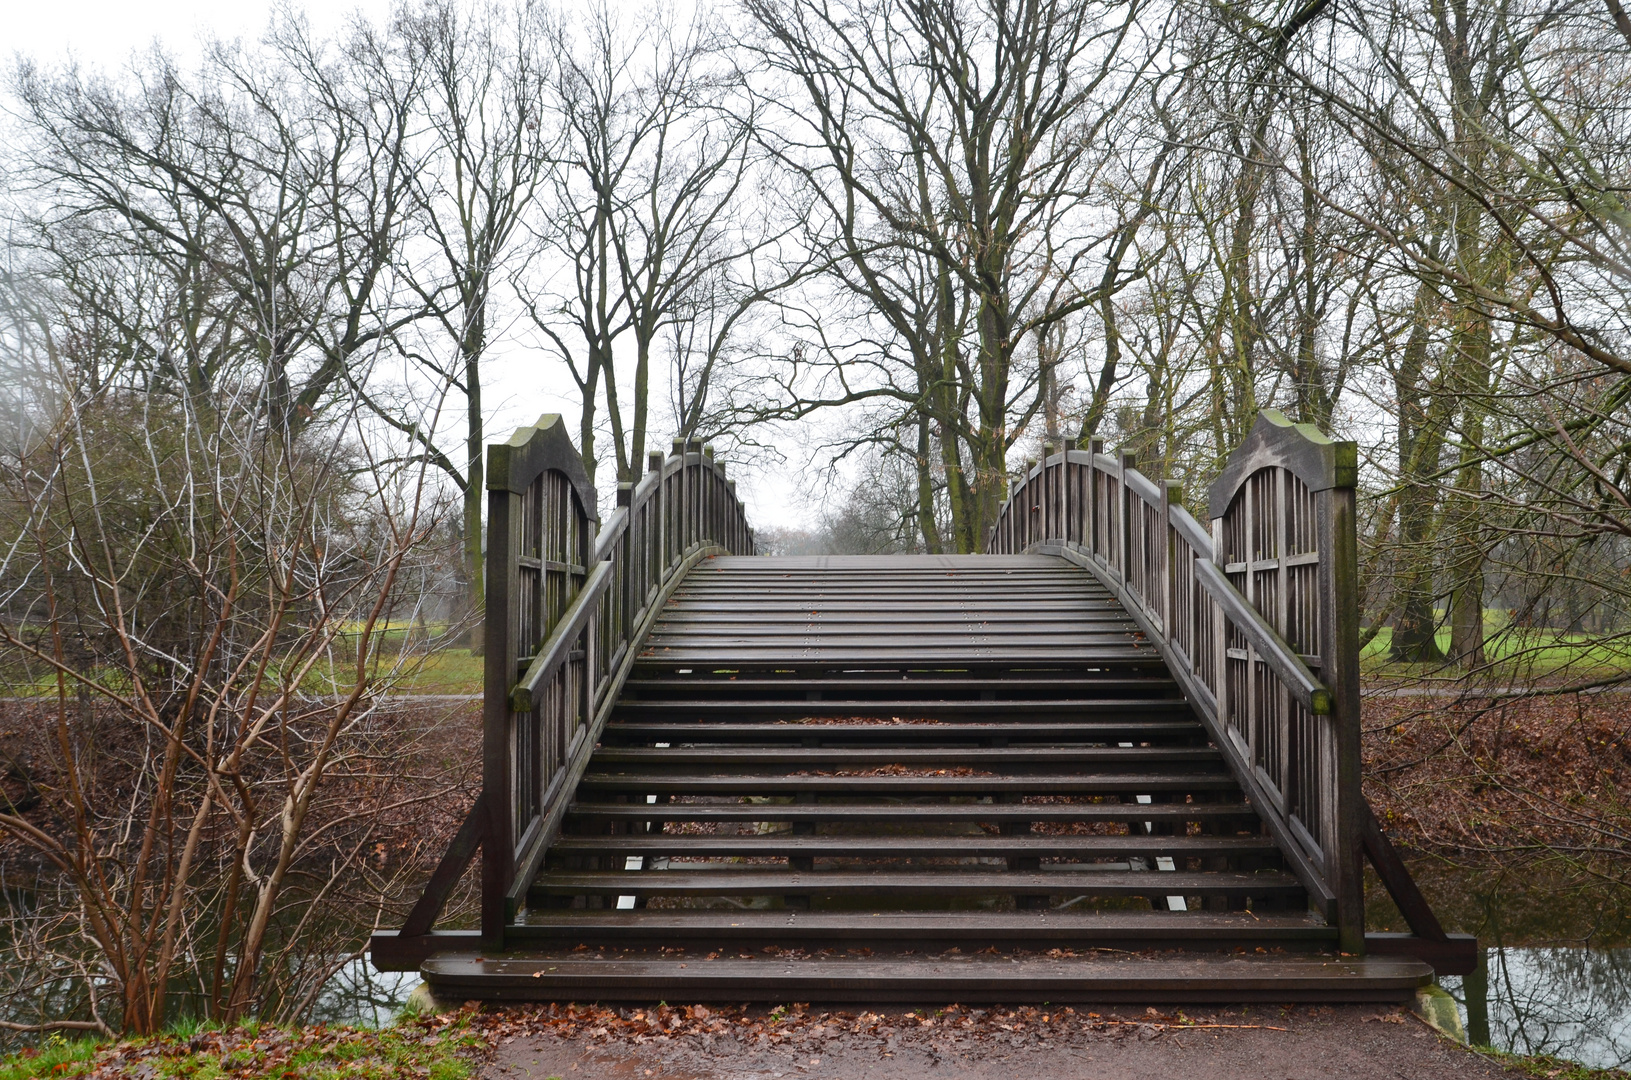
1442 948 1631 1068
311 959 420 1028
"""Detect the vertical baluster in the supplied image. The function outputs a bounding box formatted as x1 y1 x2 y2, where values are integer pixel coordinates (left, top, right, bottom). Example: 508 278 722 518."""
1118 451 1134 590
1061 442 1073 545
1161 481 1180 638
1088 438 1103 561
648 451 664 593
1211 515 1230 742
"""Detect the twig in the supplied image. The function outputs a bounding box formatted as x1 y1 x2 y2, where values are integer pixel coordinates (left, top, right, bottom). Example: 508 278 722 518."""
1090 1020 1288 1031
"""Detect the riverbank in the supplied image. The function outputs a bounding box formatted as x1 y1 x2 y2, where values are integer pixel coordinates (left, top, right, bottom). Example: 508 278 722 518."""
1363 692 1629 869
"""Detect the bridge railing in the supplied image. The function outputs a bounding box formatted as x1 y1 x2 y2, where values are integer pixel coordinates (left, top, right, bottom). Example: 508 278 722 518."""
372 419 753 969
991 410 1441 960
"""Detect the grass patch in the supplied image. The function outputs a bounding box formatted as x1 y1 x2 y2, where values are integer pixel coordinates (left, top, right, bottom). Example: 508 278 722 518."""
1 648 485 700
1468 1046 1631 1079
0 1015 488 1080
1361 625 1631 680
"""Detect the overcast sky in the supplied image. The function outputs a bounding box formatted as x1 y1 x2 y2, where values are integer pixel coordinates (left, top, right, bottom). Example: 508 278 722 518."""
5 0 393 71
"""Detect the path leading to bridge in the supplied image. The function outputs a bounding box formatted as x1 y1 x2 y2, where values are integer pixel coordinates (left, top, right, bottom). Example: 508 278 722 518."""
478 1003 1510 1080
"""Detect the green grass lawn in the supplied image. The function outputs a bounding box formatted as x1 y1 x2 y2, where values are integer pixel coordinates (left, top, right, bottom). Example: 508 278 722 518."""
1 648 486 700
1361 625 1631 680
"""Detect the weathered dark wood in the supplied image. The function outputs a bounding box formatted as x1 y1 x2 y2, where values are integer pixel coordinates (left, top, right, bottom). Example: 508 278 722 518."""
548 835 1278 859
400 796 490 938
565 801 1251 825
987 409 1462 966
575 773 1240 796
529 869 1306 900
1361 803 1447 941
422 954 1432 1004
507 909 1336 951
369 931 484 972
1364 932 1479 976
602 720 1202 741
388 413 1464 1000
374 421 754 964
589 746 1222 767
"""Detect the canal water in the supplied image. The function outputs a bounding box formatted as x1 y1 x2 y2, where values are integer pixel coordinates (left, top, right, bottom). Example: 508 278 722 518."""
1375 859 1631 1070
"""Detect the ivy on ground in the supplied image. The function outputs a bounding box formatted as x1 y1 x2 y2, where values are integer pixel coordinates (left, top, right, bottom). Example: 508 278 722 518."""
0 1011 487 1080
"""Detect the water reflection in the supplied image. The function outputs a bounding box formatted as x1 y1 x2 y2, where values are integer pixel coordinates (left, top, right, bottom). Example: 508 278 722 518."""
1379 860 1631 1071
1443 948 1631 1070
311 959 419 1027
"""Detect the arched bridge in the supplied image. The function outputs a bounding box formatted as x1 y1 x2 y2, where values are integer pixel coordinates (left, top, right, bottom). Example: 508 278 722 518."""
372 412 1473 1003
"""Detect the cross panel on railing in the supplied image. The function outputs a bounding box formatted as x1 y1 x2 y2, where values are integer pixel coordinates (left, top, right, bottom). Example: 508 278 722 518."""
988 411 1364 954
368 418 754 970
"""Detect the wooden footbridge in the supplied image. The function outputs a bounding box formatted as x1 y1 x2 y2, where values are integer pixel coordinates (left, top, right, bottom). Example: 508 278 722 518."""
372 412 1473 1003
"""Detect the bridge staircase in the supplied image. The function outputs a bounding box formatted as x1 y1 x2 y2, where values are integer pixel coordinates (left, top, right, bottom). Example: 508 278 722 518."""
371 414 1473 1003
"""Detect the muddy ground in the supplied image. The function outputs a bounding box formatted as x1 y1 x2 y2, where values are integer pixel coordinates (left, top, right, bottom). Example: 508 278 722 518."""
473 1003 1525 1080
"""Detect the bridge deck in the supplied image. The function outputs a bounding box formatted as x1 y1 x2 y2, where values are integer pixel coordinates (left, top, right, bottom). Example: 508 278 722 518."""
422 554 1432 1002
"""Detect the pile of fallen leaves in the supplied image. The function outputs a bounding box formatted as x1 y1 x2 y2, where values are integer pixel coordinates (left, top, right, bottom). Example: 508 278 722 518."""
1363 694 1630 866
455 1000 1296 1047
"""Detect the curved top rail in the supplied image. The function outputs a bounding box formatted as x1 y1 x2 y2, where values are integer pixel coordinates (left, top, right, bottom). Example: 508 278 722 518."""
1207 409 1357 519
987 414 1366 952
485 413 599 513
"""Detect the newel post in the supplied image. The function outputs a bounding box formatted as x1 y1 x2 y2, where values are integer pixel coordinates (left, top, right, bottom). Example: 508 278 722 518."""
480 452 518 946
1322 445 1364 955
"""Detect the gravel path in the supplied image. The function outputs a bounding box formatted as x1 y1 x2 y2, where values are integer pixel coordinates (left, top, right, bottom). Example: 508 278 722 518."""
476 1003 1516 1080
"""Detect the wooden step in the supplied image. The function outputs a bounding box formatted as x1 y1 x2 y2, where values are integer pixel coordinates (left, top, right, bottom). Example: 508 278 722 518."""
601 720 1203 743
637 648 1161 667
588 746 1223 768
567 801 1256 826
423 952 1432 1004
528 868 1306 901
548 834 1279 860
575 773 1241 796
609 700 1192 720
506 909 1334 951
619 675 1182 693
643 632 1153 649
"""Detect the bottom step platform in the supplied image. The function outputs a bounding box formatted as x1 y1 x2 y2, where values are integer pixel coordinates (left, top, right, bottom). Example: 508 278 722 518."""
509 909 1339 953
423 950 1432 1004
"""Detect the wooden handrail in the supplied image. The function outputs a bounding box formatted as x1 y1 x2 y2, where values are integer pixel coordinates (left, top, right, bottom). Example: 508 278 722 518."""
990 412 1366 954
371 424 753 970
510 561 614 713
1193 559 1332 715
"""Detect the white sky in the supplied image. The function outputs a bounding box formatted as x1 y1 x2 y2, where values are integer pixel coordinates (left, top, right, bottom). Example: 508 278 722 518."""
2 0 395 72
3 0 824 533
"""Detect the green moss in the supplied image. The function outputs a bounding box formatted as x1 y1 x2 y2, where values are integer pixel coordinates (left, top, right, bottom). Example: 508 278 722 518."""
0 1020 485 1080
1469 1047 1631 1080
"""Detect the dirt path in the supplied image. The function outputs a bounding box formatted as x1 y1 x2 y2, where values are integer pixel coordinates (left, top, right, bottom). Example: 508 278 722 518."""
476 1004 1517 1080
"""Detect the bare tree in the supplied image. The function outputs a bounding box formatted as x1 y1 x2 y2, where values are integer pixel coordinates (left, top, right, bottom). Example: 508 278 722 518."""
525 3 779 486
396 0 554 647
741 0 1174 550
